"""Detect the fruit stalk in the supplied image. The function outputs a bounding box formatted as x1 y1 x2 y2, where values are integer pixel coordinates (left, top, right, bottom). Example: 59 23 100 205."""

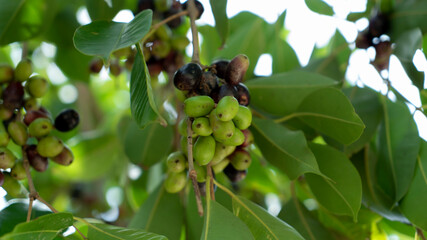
187 0 200 63
22 148 38 222
206 162 215 201
187 118 204 216
141 10 189 43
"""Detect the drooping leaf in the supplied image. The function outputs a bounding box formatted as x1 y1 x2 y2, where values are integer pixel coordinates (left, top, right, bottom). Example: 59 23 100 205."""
86 0 125 21
123 118 173 168
73 10 152 62
401 141 427 231
376 97 420 204
0 0 56 45
304 0 334 16
279 198 336 240
0 202 51 237
88 223 167 240
130 46 167 128
251 118 321 180
201 196 254 240
246 71 337 116
296 87 365 145
2 213 73 240
210 0 228 46
129 186 184 240
306 143 362 219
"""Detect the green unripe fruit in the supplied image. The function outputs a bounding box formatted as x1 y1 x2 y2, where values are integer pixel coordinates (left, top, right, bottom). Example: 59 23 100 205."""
233 106 252 130
193 135 216 166
0 64 14 83
221 128 245 146
216 96 239 121
112 47 132 58
178 117 197 138
2 172 27 197
8 121 28 146
29 118 53 138
0 131 9 147
184 96 215 117
194 163 206 182
210 110 235 141
37 136 64 158
230 149 252 170
0 147 16 169
15 59 32 82
211 142 235 165
225 54 249 85
151 40 171 58
212 158 230 174
51 146 74 166
11 160 26 180
171 36 190 51
154 0 172 12
155 24 172 41
24 98 39 111
164 172 187 193
192 117 212 136
166 151 186 173
0 104 13 120
25 76 48 98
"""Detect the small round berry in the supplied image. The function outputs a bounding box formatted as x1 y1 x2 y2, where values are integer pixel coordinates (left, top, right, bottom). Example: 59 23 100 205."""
37 136 64 158
166 151 186 173
51 146 74 166
235 83 250 106
11 160 26 180
211 60 229 79
26 144 48 172
173 63 202 91
2 82 24 110
14 59 32 82
54 109 80 132
183 0 204 19
28 118 53 138
0 64 14 83
224 164 247 183
25 76 49 98
0 147 16 169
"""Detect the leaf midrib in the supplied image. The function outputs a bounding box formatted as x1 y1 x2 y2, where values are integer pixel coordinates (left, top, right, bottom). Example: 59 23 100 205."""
145 186 165 230
297 112 365 127
0 0 26 42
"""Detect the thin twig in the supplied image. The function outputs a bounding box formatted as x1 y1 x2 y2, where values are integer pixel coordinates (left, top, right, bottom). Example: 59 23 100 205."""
206 162 215 201
187 118 204 216
417 228 427 240
187 0 200 63
141 10 189 44
26 197 33 222
23 149 37 222
21 42 28 60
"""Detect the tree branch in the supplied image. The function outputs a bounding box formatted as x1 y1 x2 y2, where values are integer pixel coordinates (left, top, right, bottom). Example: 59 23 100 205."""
187 0 200 63
141 10 189 44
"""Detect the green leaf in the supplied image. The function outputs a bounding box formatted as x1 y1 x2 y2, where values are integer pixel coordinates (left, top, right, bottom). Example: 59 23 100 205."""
232 196 304 239
394 29 424 90
391 1 427 37
0 0 56 45
343 87 382 155
128 186 184 239
0 202 51 237
73 10 152 62
401 142 427 231
296 87 365 145
130 47 167 128
377 98 421 204
201 196 254 240
251 118 321 180
87 223 167 240
304 0 334 16
306 143 362 219
123 118 172 168
246 71 337 116
2 213 73 240
279 198 336 240
86 0 125 21
209 0 228 46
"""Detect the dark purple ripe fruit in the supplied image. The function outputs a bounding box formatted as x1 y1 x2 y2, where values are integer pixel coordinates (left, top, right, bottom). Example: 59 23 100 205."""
24 110 49 126
173 63 202 91
2 82 24 110
223 164 247 183
183 0 204 19
26 145 48 172
195 71 219 95
54 109 80 132
225 54 249 85
89 59 103 74
235 83 250 106
369 13 389 38
211 60 229 79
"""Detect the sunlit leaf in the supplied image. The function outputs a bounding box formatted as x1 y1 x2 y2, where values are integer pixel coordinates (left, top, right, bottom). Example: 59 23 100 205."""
88 223 167 240
304 0 333 16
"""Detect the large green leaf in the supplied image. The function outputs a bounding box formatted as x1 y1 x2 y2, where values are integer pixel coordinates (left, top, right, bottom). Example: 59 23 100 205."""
128 185 184 240
123 118 172 168
2 213 73 240
394 28 424 90
391 1 427 37
306 143 362 220
279 198 336 240
343 87 382 155
377 98 420 204
0 202 51 237
0 0 56 45
246 71 337 116
401 141 427 231
296 87 365 145
209 0 228 46
88 223 167 240
304 0 334 16
251 118 321 180
73 10 152 62
86 0 125 21
201 196 254 240
130 46 167 128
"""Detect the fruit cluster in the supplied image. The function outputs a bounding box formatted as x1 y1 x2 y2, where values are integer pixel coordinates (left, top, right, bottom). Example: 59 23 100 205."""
89 47 135 76
0 60 79 197
164 54 254 194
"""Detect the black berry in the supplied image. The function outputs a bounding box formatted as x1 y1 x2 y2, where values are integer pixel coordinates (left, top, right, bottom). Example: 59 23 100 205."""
223 164 247 183
235 83 250 106
173 63 202 91
211 60 229 79
54 109 80 132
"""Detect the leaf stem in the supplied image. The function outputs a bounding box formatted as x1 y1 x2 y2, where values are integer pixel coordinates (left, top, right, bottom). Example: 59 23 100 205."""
417 228 427 240
141 10 189 44
207 162 215 201
188 0 200 63
187 118 204 216
273 112 308 123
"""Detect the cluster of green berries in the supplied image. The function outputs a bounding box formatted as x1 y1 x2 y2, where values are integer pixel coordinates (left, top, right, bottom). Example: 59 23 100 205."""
164 54 253 194
0 60 79 197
